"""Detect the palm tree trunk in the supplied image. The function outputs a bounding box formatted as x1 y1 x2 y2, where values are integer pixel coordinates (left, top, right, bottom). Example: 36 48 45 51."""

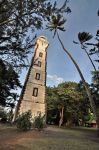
82 46 97 71
57 32 99 136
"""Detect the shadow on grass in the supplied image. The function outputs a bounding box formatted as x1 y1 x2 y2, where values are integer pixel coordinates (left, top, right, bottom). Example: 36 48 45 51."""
0 144 27 150
45 126 99 143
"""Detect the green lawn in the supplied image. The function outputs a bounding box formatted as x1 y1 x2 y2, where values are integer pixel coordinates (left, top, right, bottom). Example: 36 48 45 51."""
0 124 99 150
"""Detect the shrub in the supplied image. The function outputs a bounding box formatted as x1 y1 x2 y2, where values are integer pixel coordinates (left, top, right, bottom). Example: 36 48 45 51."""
16 111 32 131
33 114 45 131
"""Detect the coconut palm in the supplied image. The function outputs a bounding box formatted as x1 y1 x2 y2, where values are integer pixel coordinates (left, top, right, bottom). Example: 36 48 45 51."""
78 32 92 44
46 14 66 37
78 32 97 71
47 14 99 136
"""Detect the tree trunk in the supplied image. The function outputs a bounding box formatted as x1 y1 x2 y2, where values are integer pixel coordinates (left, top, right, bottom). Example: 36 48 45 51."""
57 32 99 136
97 124 99 137
66 113 72 128
82 46 97 71
59 107 64 127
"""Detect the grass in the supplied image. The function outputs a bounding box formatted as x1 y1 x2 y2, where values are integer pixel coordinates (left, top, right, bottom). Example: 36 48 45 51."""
0 124 99 150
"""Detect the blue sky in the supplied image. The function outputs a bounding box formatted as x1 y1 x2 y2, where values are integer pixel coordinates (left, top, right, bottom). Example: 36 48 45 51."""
20 0 99 89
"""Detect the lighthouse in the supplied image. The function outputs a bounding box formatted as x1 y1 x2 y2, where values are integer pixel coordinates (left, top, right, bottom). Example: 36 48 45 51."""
13 36 49 121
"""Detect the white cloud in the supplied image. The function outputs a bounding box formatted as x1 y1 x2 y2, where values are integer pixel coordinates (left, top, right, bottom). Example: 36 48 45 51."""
47 74 64 84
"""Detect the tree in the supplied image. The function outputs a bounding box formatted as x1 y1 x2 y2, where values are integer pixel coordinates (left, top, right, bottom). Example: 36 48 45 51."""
0 0 70 69
47 82 90 127
76 10 99 66
91 71 99 109
57 82 84 127
16 111 32 131
0 0 70 108
77 81 90 123
0 59 21 107
47 86 59 124
77 32 97 71
47 14 99 136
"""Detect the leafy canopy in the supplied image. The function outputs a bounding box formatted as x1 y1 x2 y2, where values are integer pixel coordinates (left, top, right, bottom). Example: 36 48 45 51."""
0 0 70 68
0 59 21 107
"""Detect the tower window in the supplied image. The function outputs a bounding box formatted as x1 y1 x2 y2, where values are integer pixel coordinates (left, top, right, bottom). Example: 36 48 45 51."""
38 61 41 67
35 73 40 80
32 88 38 97
39 52 43 57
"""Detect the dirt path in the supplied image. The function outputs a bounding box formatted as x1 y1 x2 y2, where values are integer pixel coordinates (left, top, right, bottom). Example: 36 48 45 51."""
0 124 99 150
0 124 42 150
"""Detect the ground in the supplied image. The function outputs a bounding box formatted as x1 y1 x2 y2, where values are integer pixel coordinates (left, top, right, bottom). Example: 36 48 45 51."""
0 124 99 150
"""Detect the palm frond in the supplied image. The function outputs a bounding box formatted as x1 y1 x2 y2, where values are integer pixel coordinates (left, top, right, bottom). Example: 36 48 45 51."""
73 41 79 44
59 0 71 14
96 29 99 36
57 14 62 21
98 10 99 16
57 26 65 31
53 29 57 38
58 19 67 26
78 32 93 44
47 14 66 37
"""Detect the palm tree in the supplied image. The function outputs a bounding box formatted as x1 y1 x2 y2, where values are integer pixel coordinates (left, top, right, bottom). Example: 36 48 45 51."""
47 14 99 136
47 14 66 37
78 32 97 71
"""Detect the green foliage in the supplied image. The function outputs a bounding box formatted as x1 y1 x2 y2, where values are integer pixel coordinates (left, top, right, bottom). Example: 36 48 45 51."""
91 71 99 108
16 111 32 131
0 0 70 68
0 59 21 107
33 114 45 130
47 82 90 126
